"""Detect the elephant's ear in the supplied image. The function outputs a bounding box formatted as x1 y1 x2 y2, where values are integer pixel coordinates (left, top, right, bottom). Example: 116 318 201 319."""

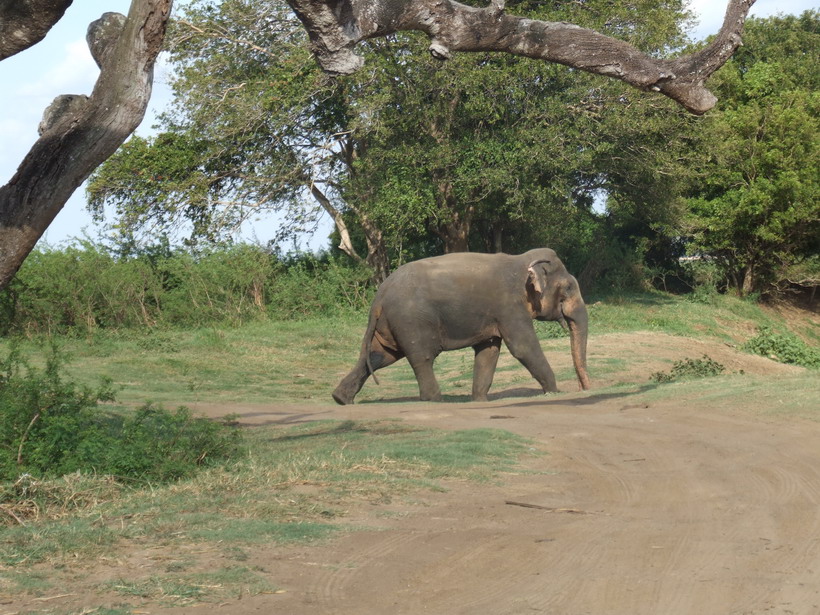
526 259 550 315
526 259 550 295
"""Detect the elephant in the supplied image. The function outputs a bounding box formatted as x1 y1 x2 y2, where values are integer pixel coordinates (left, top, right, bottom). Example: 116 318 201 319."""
332 248 591 405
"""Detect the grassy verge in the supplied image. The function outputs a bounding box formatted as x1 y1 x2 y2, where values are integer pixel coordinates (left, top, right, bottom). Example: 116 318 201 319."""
0 420 534 607
0 291 815 407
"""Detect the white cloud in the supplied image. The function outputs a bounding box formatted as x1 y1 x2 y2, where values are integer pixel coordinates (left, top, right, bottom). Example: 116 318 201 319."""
17 38 98 99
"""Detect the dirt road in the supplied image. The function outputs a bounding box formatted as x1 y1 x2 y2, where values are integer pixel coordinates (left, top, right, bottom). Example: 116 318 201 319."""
178 385 820 615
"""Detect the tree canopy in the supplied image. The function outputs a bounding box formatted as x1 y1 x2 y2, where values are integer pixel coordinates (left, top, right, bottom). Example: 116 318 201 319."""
0 0 762 292
684 12 819 295
89 0 705 284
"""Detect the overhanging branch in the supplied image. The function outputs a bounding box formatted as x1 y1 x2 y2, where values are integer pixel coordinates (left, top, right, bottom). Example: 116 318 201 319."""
0 0 74 60
286 0 757 114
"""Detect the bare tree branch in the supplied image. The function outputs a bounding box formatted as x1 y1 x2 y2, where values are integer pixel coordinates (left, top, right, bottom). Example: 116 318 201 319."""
0 0 172 289
286 0 756 114
309 181 362 263
0 0 73 60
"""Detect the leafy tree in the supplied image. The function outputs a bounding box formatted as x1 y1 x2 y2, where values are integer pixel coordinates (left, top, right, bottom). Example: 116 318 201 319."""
0 0 759 292
684 12 820 295
89 0 697 284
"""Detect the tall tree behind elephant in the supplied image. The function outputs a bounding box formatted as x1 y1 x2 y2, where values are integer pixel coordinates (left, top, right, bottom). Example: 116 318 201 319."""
333 248 590 404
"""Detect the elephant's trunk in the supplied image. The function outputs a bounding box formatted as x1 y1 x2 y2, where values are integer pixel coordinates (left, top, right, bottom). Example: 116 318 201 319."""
563 295 591 391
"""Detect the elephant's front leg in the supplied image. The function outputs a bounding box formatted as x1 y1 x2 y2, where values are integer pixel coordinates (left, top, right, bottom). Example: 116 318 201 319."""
472 337 501 401
501 324 558 393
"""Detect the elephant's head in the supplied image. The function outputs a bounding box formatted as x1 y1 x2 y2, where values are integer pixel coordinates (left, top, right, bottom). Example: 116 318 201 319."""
526 258 591 391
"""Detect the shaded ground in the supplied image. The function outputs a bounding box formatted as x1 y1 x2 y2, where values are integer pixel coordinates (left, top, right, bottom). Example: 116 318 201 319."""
5 333 820 614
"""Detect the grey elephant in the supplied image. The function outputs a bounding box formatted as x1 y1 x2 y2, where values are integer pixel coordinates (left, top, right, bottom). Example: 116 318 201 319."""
333 248 590 404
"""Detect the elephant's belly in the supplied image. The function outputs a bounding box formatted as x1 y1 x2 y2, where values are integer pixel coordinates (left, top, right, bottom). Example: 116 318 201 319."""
440 322 501 351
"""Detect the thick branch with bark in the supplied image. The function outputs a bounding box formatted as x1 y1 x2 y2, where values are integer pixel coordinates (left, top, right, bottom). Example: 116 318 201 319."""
286 0 756 114
0 0 73 60
0 0 172 289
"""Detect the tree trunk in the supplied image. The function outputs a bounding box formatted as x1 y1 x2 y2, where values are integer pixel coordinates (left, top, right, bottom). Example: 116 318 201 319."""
440 216 471 253
286 0 756 114
0 0 172 291
741 263 755 296
491 224 503 253
434 179 473 253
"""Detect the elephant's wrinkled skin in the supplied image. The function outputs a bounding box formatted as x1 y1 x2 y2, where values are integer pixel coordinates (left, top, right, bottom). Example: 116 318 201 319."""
333 248 590 404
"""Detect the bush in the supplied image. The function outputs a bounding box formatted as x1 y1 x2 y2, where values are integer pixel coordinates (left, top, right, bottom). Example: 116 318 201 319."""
742 325 820 368
0 346 241 483
0 242 376 333
651 355 726 383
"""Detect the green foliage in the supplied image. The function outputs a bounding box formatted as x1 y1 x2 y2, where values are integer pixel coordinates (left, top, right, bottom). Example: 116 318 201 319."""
651 355 726 383
0 242 374 334
88 0 697 276
97 404 242 482
0 345 241 483
0 344 115 481
684 12 820 295
743 325 820 368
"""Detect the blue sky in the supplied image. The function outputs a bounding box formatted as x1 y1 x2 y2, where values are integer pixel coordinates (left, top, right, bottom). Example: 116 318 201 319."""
0 0 815 250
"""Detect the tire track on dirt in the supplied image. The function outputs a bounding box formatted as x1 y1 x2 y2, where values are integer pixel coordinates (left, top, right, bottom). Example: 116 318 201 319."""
269 402 820 615
314 530 420 611
513 430 669 614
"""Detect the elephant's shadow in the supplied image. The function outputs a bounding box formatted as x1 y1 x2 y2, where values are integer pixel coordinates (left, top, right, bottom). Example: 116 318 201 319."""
358 384 657 406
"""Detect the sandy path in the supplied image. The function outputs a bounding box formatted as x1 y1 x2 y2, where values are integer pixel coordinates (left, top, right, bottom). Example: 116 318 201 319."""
170 393 820 615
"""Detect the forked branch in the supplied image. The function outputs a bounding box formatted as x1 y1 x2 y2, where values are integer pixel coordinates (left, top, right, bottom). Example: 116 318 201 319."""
286 0 757 114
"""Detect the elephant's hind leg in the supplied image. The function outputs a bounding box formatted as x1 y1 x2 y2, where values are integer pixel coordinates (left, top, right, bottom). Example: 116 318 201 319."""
472 337 501 401
406 354 443 402
332 339 403 405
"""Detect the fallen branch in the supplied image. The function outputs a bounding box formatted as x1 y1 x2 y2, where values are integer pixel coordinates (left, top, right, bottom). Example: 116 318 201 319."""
505 500 591 514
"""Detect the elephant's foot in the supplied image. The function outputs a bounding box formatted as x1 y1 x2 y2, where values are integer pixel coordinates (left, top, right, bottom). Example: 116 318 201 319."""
419 390 443 402
332 386 354 405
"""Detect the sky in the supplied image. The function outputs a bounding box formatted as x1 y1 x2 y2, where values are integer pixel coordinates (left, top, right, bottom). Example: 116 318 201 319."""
0 0 815 251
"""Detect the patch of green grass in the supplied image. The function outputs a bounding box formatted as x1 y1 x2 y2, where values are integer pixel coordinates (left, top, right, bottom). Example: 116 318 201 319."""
107 565 277 606
1 291 813 406
0 568 52 595
1 420 533 571
0 517 119 565
584 291 780 343
641 374 819 420
188 519 338 544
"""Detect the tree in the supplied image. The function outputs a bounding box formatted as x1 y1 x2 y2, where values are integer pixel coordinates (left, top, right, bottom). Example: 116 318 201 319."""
0 0 73 60
90 0 697 280
0 0 172 290
684 12 819 295
0 0 756 292
344 0 697 259
86 1 385 270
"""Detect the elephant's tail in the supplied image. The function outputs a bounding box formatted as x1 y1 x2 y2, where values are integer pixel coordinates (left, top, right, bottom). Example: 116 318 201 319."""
362 306 380 386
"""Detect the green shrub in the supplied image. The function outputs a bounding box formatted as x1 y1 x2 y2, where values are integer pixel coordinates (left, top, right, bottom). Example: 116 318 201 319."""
0 346 241 483
0 242 376 333
651 355 726 383
742 325 820 368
